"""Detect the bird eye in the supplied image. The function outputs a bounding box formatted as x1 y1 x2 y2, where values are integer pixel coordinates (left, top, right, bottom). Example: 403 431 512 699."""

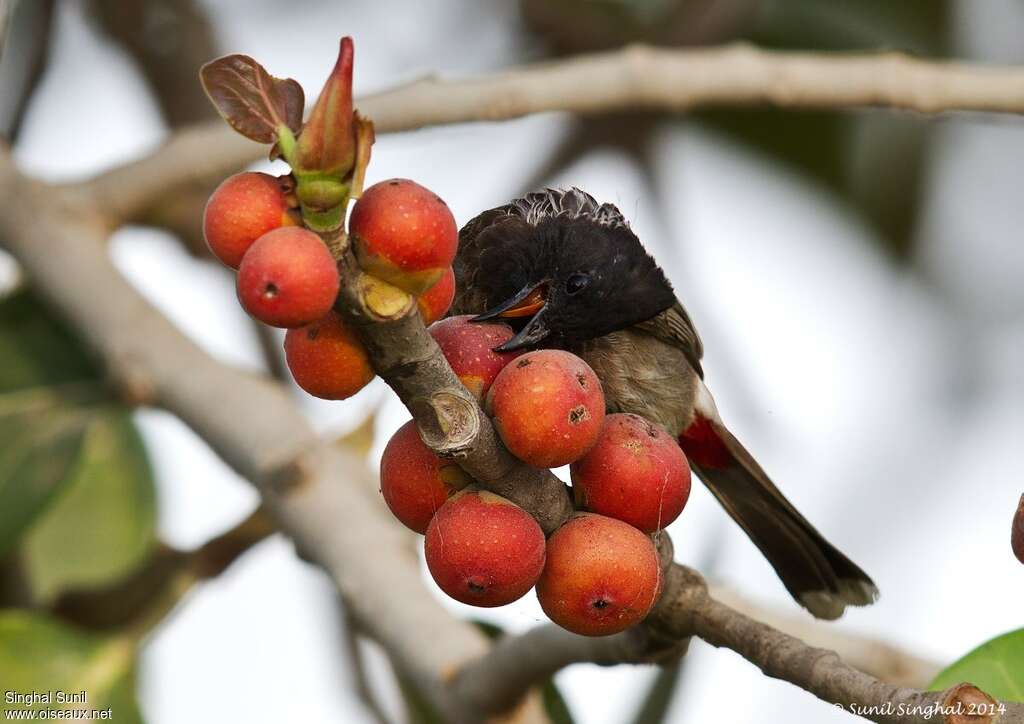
565 272 591 295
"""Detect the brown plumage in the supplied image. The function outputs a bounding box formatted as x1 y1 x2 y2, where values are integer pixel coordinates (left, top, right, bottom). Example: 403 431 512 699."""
452 188 877 619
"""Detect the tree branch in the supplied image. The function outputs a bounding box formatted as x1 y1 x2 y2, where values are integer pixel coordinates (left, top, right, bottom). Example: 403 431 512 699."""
75 42 1024 223
454 621 687 715
707 584 941 689
52 507 275 630
90 0 218 127
650 565 1023 724
453 580 942 715
334 250 575 536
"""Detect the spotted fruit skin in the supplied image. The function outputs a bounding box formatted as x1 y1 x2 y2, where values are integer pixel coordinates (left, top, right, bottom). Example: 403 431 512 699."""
428 315 521 400
536 513 661 636
203 172 297 268
379 420 472 533
236 226 339 328
349 179 457 293
418 267 456 325
571 413 691 533
424 489 546 607
486 350 605 468
284 311 374 400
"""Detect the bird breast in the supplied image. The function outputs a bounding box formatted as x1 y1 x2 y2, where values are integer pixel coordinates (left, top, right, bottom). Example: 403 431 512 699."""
577 328 700 436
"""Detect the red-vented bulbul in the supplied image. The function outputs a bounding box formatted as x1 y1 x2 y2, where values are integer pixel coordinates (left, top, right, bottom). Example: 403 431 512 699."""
453 188 877 619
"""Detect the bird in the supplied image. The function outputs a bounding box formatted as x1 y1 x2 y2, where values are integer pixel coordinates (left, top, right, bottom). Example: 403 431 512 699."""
452 187 877 620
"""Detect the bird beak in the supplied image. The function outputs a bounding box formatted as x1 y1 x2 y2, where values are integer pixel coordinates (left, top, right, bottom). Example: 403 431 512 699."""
494 308 551 352
470 282 547 321
471 282 551 352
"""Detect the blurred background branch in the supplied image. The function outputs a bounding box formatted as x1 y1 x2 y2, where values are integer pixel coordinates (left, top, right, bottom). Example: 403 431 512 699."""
75 43 1024 234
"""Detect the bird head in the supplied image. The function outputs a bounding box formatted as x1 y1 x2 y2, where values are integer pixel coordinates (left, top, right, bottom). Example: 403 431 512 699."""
469 212 676 352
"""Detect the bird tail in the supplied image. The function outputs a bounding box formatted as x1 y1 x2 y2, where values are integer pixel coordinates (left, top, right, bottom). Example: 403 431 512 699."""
679 414 878 620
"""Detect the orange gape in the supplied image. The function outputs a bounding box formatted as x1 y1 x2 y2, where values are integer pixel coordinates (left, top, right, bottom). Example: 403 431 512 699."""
497 285 547 317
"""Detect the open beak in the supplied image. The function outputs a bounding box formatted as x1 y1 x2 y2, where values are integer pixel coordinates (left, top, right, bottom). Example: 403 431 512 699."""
471 282 548 322
471 282 551 352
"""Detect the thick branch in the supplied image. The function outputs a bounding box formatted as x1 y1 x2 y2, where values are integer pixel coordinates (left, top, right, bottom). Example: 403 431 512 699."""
335 251 575 535
53 507 275 630
76 43 1024 223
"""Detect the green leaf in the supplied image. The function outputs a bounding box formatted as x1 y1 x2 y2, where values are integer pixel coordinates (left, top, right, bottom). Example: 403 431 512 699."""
0 292 100 393
930 628 1024 702
0 610 142 721
0 292 104 553
200 54 304 144
0 394 92 556
542 676 576 724
0 291 156 598
395 671 446 724
23 409 156 602
695 0 950 261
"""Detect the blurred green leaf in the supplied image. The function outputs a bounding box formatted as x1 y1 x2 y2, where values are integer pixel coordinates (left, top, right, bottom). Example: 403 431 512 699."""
395 671 446 724
754 0 948 54
695 0 950 260
930 629 1024 702
694 108 847 188
23 410 156 602
0 395 92 556
542 676 576 724
0 291 100 394
0 291 155 598
0 610 143 721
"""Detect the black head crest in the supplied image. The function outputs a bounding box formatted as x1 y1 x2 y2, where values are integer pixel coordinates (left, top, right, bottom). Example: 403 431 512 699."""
459 189 676 350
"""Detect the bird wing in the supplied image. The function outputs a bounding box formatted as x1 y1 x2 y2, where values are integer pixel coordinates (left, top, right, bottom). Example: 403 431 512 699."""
632 301 705 379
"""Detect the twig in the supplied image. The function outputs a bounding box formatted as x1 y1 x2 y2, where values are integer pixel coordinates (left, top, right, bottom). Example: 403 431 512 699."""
708 584 940 688
75 43 1024 223
339 604 391 724
457 565 1023 724
453 582 941 716
651 566 1021 724
91 0 218 127
54 507 274 631
0 0 55 141
252 319 289 383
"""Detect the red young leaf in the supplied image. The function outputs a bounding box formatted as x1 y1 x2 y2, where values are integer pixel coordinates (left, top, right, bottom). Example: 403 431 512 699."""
296 37 357 175
200 54 304 144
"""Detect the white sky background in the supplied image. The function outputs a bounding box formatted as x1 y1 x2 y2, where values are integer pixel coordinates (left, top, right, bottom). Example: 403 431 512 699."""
9 0 1024 722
